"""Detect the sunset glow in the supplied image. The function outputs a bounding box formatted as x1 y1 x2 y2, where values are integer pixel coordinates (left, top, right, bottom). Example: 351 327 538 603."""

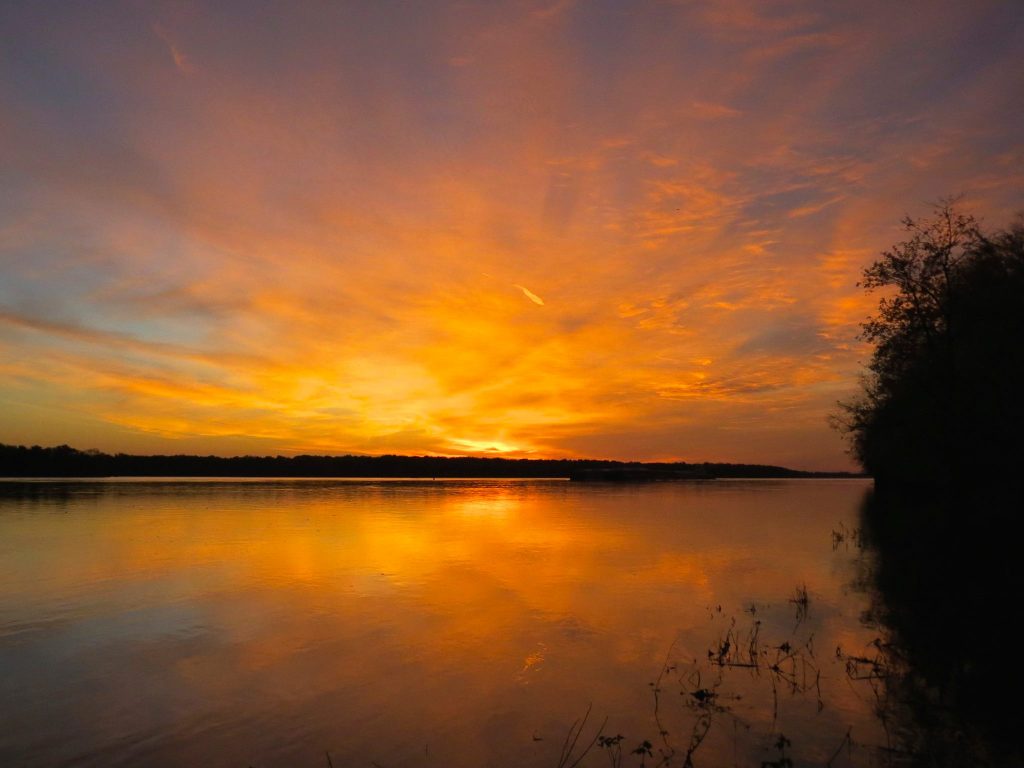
2 2 1022 468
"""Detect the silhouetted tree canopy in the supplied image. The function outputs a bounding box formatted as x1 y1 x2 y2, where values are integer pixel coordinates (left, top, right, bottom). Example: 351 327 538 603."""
839 202 1024 490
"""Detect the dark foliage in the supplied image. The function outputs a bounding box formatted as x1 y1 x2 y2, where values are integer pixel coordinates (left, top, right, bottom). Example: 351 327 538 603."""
838 203 1024 489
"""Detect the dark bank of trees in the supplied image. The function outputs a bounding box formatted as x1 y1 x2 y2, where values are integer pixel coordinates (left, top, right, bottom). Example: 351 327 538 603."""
838 202 1024 492
0 443 857 479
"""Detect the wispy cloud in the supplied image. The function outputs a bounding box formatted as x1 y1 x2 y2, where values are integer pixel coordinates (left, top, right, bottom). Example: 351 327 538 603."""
691 101 742 120
514 285 545 306
152 23 194 74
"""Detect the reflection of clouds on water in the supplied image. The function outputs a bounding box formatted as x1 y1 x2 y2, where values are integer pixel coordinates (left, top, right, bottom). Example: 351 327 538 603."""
0 478 879 766
446 495 518 519
516 643 547 685
553 616 596 641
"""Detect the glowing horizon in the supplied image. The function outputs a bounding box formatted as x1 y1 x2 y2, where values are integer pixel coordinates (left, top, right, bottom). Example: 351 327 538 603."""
2 2 1022 470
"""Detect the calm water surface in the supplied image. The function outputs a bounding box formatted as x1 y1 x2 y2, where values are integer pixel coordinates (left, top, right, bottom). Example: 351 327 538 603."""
0 479 882 767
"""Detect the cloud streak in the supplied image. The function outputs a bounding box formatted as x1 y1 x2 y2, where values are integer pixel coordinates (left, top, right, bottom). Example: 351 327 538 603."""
152 23 195 74
514 285 545 306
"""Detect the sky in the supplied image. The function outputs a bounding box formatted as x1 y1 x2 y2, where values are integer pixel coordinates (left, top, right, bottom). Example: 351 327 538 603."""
1 1 1022 470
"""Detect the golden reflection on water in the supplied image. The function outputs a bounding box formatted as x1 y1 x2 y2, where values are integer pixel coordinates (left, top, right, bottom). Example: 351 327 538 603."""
0 479 881 767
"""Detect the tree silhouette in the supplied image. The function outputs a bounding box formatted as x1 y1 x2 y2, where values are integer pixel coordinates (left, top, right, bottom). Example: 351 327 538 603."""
838 201 1024 489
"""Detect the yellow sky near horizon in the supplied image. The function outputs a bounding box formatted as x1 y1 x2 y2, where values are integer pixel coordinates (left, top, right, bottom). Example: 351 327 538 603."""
1 1 1023 469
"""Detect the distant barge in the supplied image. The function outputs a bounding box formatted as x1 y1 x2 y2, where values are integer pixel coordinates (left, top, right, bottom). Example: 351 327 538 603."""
568 467 716 482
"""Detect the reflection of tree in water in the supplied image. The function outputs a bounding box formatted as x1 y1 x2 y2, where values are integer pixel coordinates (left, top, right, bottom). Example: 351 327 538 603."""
555 489 1022 767
854 488 1024 767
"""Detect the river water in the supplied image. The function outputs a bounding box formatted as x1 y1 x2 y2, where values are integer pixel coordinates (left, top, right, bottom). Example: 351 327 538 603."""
0 478 888 767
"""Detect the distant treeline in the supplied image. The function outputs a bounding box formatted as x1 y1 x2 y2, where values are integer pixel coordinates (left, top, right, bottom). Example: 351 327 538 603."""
0 443 858 479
